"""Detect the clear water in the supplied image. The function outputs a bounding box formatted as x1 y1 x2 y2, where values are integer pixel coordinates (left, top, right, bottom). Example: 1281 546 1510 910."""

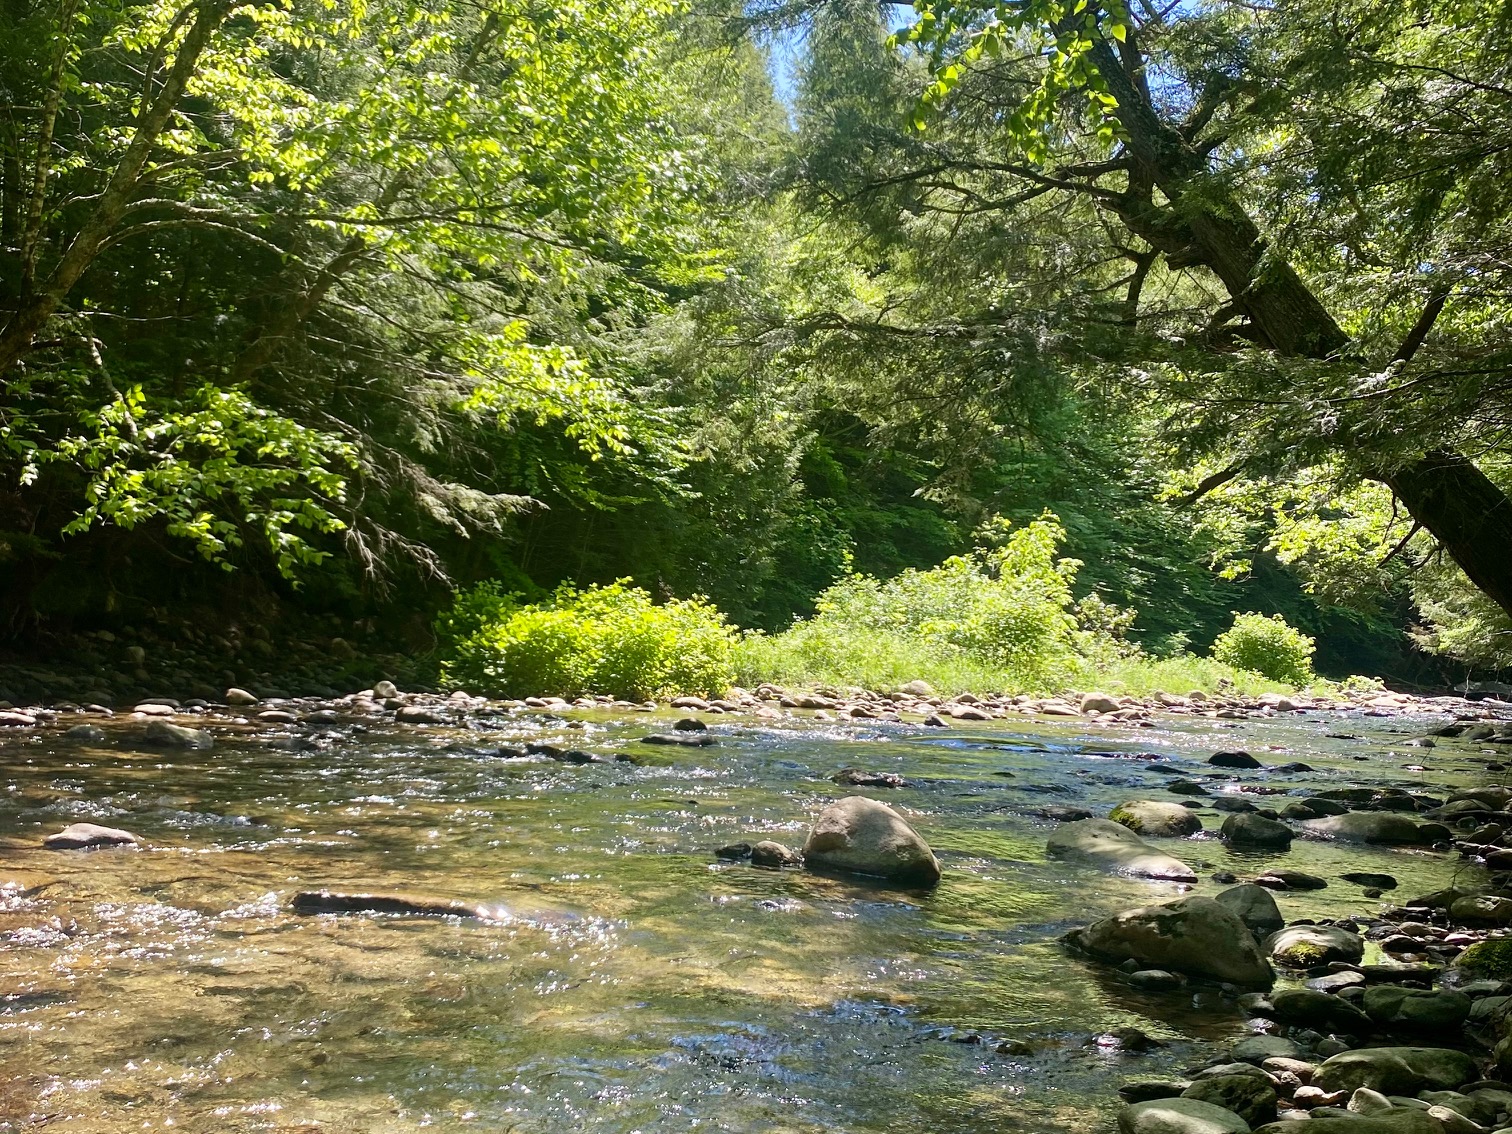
0 704 1496 1131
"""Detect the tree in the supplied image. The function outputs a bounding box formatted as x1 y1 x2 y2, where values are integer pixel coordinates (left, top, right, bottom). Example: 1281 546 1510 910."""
873 0 1512 622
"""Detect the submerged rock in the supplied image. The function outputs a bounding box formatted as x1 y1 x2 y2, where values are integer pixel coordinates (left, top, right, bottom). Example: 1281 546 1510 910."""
1117 1098 1250 1134
1046 818 1198 881
43 822 139 850
801 796 941 885
1301 812 1429 845
1066 895 1275 988
1210 750 1262 769
64 723 107 742
639 733 718 747
1110 800 1204 838
749 840 802 868
290 890 488 918
142 720 213 749
832 768 908 788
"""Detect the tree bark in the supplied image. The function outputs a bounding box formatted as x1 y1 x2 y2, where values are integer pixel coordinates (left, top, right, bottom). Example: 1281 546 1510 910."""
1084 35 1512 621
0 0 236 377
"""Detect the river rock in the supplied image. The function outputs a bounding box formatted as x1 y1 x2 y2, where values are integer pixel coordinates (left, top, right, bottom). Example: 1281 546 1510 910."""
750 840 802 868
1301 813 1429 845
396 705 446 725
225 687 259 705
1210 751 1262 769
1342 872 1399 891
1117 1098 1251 1134
900 680 935 698
1182 1070 1276 1127
801 796 941 885
1313 1047 1479 1096
1110 800 1204 838
291 890 488 918
1450 895 1512 927
1231 1035 1303 1065
373 680 399 699
1267 988 1371 1032
142 721 213 749
1265 924 1365 967
1215 884 1285 939
832 768 908 788
1252 1112 1445 1134
1083 692 1122 714
64 723 107 742
1046 818 1197 881
1361 986 1471 1031
43 822 139 849
1221 813 1294 849
640 732 718 747
1254 870 1327 891
1066 895 1275 987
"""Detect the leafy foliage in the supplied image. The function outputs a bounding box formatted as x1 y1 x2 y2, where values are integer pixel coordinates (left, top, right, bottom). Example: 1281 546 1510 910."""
1211 613 1317 686
437 581 737 700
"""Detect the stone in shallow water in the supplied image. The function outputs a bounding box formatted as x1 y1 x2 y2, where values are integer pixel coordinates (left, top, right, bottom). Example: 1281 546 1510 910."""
290 890 488 919
1221 812 1294 848
801 796 940 885
43 822 139 850
831 768 907 788
1301 812 1428 845
1215 884 1285 940
749 840 801 868
1067 895 1275 988
142 720 213 749
1109 800 1203 838
1266 924 1365 968
1045 818 1197 882
639 732 717 747
1312 1047 1478 1096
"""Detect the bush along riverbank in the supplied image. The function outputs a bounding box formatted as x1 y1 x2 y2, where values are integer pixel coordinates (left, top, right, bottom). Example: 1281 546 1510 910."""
13 679 1512 1129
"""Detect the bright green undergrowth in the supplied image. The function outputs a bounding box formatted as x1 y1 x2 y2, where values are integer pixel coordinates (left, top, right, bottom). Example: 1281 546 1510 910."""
438 580 736 701
438 514 1341 700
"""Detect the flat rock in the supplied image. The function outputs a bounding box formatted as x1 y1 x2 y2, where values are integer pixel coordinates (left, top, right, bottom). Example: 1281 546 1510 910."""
1067 895 1275 988
1266 988 1371 1033
290 890 488 918
43 822 139 850
1110 800 1204 838
801 796 940 885
832 768 908 788
639 733 718 747
1046 818 1197 881
1117 1098 1251 1134
1301 813 1428 845
1230 1035 1303 1065
1210 751 1262 769
1313 1047 1479 1096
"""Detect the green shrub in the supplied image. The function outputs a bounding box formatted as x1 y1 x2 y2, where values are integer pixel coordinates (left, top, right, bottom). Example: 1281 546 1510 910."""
738 514 1090 691
1210 612 1316 686
437 580 736 700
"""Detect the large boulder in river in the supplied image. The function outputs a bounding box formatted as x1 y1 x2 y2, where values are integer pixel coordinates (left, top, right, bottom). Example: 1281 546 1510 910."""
1214 884 1284 939
1299 812 1427 845
801 796 941 885
1046 818 1197 881
1312 1047 1479 1096
1219 813 1293 849
1252 1113 1444 1134
1117 1098 1251 1134
1264 923 1365 968
1110 800 1204 838
1361 986 1471 1031
1066 895 1275 988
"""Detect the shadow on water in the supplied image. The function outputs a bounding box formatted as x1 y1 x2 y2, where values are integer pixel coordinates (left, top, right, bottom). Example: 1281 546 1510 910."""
0 704 1498 1130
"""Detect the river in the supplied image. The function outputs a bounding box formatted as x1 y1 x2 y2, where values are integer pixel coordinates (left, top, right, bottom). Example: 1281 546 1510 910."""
0 699 1492 1131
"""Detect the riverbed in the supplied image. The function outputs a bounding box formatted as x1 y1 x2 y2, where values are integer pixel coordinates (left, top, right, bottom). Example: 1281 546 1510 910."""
0 700 1498 1131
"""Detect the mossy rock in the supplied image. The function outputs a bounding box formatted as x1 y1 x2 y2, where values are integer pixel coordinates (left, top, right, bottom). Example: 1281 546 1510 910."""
1457 937 1512 979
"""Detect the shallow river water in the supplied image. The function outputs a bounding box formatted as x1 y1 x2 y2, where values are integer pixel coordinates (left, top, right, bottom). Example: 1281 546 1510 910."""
0 702 1499 1132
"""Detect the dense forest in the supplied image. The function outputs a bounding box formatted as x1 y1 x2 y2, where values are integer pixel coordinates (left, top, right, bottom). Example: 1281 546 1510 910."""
3 0 1511 695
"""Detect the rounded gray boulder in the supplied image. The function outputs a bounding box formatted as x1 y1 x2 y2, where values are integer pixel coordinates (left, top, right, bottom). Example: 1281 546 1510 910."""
801 796 941 884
